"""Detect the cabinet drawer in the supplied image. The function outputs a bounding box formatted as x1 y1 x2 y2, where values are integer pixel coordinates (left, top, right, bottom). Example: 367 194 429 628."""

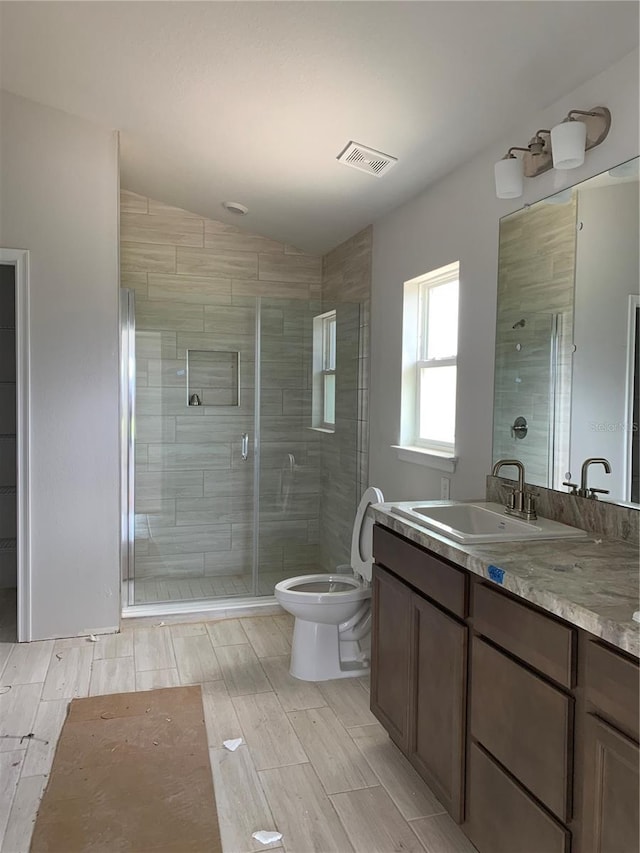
473 582 575 687
465 742 568 853
584 640 639 741
373 525 467 618
471 637 572 821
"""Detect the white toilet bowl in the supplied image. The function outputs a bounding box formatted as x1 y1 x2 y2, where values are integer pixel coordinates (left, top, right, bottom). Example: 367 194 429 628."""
275 487 383 681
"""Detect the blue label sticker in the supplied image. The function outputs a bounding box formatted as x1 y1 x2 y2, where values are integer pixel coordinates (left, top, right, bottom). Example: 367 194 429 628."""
488 565 505 585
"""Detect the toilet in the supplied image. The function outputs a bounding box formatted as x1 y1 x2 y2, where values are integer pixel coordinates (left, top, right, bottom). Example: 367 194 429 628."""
275 486 384 681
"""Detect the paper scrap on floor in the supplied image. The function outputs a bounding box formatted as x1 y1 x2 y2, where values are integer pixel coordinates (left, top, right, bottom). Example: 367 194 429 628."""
252 831 283 845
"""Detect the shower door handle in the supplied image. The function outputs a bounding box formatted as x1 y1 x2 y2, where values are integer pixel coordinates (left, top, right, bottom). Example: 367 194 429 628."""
241 433 249 461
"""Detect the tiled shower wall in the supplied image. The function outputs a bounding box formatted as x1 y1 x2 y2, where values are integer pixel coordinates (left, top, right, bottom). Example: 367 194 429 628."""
494 197 577 489
320 226 372 571
120 191 323 597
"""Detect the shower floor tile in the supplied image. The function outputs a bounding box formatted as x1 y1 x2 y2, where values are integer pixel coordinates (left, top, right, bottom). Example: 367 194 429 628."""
131 568 324 605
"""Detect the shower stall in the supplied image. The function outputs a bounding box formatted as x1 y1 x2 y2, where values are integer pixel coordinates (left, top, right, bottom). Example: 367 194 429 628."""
120 288 363 614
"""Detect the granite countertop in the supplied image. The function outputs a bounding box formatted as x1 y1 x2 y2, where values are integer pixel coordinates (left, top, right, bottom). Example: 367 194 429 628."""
372 503 640 658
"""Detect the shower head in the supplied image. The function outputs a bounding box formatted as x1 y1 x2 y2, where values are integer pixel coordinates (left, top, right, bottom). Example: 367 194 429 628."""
512 318 526 329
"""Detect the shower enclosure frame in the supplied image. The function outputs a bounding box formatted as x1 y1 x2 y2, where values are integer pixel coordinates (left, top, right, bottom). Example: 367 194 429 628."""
119 288 136 610
119 292 320 619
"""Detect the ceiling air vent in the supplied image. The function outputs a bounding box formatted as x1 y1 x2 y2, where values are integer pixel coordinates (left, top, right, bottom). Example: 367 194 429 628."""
336 141 398 177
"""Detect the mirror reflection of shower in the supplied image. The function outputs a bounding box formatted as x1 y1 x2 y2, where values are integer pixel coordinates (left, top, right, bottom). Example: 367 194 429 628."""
493 311 560 489
494 158 640 504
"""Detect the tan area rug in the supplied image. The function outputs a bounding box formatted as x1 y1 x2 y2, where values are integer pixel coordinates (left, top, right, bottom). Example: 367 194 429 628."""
30 686 222 853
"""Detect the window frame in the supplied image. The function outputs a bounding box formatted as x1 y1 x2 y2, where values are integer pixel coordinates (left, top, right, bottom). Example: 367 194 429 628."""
312 309 337 432
414 275 459 450
399 262 460 460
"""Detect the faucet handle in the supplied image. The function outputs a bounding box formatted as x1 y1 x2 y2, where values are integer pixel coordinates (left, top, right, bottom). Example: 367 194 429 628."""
588 487 610 500
563 480 579 495
524 492 537 519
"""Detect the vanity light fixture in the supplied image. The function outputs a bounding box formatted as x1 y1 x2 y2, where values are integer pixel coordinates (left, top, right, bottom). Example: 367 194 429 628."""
551 113 588 169
494 148 526 199
494 106 611 199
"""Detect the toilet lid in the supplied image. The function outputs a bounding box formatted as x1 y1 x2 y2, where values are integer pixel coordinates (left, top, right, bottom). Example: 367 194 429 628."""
351 486 384 581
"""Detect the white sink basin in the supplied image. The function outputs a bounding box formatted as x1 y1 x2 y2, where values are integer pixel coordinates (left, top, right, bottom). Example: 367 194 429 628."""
390 501 587 544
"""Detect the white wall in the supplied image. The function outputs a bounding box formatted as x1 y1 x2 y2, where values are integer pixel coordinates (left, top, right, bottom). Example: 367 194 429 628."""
0 90 120 639
570 180 639 500
370 48 639 502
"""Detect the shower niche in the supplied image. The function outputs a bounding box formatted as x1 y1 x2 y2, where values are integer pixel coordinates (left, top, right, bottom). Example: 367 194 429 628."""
187 349 240 407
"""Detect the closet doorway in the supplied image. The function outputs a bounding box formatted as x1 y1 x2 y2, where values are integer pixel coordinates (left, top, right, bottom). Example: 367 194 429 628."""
0 249 30 642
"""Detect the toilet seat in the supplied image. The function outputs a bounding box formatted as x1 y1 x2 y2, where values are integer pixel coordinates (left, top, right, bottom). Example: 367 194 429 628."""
275 573 370 607
275 486 383 604
350 486 384 582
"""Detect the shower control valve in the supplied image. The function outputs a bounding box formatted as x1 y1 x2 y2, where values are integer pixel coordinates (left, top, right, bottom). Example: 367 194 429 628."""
510 416 528 439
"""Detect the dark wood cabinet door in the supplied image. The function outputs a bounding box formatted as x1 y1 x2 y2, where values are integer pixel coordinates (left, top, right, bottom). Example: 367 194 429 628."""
582 713 639 853
370 564 412 750
409 594 467 822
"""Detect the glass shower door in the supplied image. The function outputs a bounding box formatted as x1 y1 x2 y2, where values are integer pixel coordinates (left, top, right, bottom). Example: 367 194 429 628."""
129 291 258 605
255 296 322 593
255 296 363 592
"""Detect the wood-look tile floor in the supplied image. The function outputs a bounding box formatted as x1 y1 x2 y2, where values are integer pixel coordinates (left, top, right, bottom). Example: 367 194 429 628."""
0 605 477 853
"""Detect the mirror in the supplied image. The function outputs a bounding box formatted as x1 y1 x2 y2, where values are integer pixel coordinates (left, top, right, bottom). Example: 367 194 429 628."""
493 157 640 507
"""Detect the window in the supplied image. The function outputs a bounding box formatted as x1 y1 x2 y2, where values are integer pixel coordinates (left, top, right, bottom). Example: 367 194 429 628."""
416 273 459 447
398 262 460 467
312 310 336 431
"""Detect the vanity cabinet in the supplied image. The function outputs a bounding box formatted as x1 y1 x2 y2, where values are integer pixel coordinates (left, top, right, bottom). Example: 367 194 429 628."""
470 636 572 822
371 522 640 853
583 639 639 741
465 742 569 853
472 581 575 688
409 593 467 821
580 640 639 853
581 714 639 853
370 563 412 750
371 525 468 820
466 587 576 851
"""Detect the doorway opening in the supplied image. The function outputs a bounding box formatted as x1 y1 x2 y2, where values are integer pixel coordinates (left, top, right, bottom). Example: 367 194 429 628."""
0 263 17 640
0 249 30 642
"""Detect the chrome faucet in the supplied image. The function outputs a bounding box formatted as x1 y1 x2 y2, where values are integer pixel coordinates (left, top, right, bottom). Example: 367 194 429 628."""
563 457 612 499
579 457 611 499
491 459 537 521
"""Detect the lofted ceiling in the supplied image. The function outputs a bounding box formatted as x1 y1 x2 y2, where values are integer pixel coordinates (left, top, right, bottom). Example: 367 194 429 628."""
0 1 638 254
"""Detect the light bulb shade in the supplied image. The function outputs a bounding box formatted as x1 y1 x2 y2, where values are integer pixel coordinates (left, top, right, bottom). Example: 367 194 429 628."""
494 157 523 199
551 120 587 169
